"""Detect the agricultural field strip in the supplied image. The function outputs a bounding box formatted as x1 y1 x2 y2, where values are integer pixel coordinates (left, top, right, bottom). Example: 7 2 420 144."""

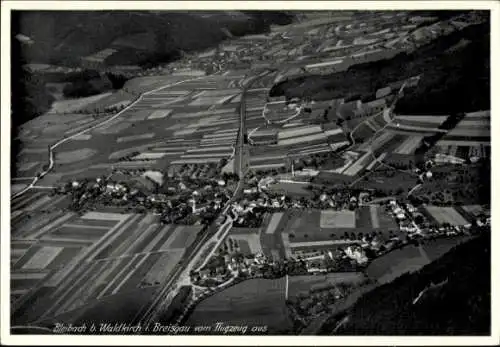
369 205 380 229
437 140 491 146
394 115 449 123
111 254 152 295
142 251 184 285
116 133 155 143
342 151 373 176
424 206 469 226
11 191 49 209
289 240 360 248
358 131 394 152
320 210 356 228
388 123 447 133
18 162 41 172
395 135 423 154
249 163 285 169
446 128 490 137
184 146 232 153
278 133 327 146
28 212 77 239
131 152 171 160
278 125 323 139
21 246 63 270
366 153 386 171
45 213 138 289
57 259 121 314
14 195 52 212
108 222 158 259
265 213 284 234
43 260 104 317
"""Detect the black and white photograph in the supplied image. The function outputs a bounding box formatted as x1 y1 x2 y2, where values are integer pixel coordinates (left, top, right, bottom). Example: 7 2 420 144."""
1 1 498 345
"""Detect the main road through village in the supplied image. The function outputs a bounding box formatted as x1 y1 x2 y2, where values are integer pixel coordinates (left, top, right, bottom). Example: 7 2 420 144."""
131 71 266 327
11 63 266 326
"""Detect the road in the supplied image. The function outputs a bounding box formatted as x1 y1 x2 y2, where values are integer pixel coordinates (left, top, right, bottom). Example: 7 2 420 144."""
132 71 265 327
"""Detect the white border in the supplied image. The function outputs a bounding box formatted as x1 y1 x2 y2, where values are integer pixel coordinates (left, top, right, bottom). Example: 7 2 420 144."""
1 1 499 346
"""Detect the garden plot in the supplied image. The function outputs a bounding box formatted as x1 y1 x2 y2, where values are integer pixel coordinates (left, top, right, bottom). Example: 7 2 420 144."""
320 210 356 228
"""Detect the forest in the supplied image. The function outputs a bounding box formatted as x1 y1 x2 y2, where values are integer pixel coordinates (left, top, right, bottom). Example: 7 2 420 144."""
269 20 490 116
320 233 490 335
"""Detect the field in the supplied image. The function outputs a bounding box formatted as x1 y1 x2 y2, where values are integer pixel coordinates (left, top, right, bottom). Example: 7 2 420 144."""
13 73 249 183
365 236 470 284
288 272 366 298
249 207 398 260
320 210 356 228
186 278 293 333
423 206 470 226
48 92 113 113
11 196 204 324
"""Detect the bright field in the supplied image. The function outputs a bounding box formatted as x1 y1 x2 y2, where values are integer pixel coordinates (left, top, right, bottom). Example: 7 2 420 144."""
186 278 293 333
320 210 356 228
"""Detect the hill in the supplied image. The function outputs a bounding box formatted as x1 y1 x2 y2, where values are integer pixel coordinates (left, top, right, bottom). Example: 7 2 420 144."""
269 18 490 115
11 11 294 67
319 233 491 335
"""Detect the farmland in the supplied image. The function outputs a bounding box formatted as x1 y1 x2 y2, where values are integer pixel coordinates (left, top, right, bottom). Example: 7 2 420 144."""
365 236 471 284
9 9 491 335
11 191 204 325
186 278 293 333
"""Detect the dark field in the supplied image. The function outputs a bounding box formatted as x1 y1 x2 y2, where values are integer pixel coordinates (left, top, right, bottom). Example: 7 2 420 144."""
186 278 293 333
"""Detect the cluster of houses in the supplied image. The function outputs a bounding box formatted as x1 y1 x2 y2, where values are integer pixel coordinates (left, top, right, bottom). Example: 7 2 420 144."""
191 252 275 286
55 171 235 225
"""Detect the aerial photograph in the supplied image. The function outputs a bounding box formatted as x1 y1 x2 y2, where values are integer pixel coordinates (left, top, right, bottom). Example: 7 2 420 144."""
6 5 493 339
